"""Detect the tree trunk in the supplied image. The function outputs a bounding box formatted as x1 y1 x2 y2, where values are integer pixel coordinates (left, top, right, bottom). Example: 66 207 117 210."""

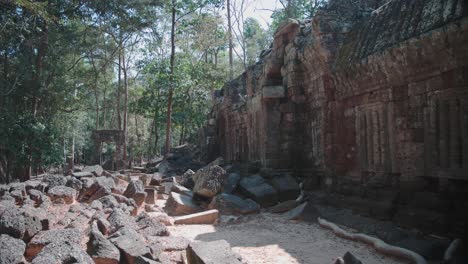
164 0 176 156
227 0 233 79
117 38 122 130
122 49 128 161
153 111 159 155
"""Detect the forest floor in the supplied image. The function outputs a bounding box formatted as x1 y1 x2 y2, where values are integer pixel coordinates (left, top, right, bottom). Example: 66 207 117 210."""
168 211 408 264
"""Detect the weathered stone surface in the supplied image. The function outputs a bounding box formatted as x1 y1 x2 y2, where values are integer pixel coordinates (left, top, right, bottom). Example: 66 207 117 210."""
136 212 170 237
147 212 175 226
239 175 278 207
83 165 104 177
269 174 300 201
0 206 42 241
107 208 138 234
42 174 67 190
201 0 468 234
26 228 83 260
208 193 260 215
73 171 95 178
88 222 120 264
179 169 195 189
66 176 84 191
47 185 77 204
109 227 152 264
0 234 26 264
145 187 157 204
31 241 93 264
223 172 240 194
79 176 115 203
192 165 226 198
171 183 193 196
173 209 219 225
187 240 242 264
147 236 190 252
124 180 147 207
164 192 201 216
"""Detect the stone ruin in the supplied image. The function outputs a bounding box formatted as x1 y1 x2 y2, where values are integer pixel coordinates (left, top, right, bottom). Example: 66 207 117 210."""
201 0 468 237
91 130 126 171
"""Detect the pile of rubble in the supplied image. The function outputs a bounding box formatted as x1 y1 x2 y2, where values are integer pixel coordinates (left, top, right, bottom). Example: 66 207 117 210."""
0 163 245 264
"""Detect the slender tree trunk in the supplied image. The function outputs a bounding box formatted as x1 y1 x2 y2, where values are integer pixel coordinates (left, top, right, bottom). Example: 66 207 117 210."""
122 49 128 160
153 110 159 155
227 0 233 79
164 0 176 156
117 38 122 130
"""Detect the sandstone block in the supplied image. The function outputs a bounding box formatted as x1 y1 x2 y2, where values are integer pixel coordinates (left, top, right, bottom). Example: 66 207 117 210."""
208 193 260 215
173 209 219 225
164 192 201 216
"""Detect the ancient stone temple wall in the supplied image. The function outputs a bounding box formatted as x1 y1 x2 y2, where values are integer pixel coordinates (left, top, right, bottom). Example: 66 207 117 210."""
207 0 468 180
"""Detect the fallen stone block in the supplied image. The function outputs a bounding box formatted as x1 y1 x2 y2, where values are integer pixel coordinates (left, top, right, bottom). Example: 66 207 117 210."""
87 222 120 264
164 192 201 216
42 174 67 190
109 227 153 264
173 209 219 225
208 193 260 215
26 228 84 260
136 212 170 237
83 165 104 177
187 240 242 264
47 186 77 204
147 212 175 226
269 174 300 202
72 171 94 178
124 180 147 207
0 234 26 264
0 206 42 241
239 175 278 207
171 183 194 196
223 173 240 194
32 241 93 264
193 165 226 198
145 187 157 204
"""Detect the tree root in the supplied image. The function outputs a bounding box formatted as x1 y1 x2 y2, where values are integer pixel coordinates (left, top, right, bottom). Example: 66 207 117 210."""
317 217 428 264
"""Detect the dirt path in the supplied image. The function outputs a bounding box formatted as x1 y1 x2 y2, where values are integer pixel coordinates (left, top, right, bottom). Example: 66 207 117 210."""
169 213 409 264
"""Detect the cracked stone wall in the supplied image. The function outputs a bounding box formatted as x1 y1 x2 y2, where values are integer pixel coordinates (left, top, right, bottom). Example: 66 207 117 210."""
202 0 468 235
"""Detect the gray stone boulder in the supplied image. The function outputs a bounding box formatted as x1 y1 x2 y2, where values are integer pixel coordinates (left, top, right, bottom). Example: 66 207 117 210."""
0 206 42 241
109 227 153 263
239 175 278 207
223 173 240 194
164 192 201 216
42 174 67 190
31 241 93 264
87 222 120 264
269 174 300 201
79 176 115 203
47 186 77 204
26 228 83 260
72 171 94 178
107 208 138 234
179 169 195 189
136 212 170 237
208 193 260 215
123 180 147 207
193 165 226 198
0 234 26 264
187 240 242 264
66 176 83 191
83 165 104 177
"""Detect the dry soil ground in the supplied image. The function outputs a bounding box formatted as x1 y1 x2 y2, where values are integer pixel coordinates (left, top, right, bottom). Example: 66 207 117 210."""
169 212 409 264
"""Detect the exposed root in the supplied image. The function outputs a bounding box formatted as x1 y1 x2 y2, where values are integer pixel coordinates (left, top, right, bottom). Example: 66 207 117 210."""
318 217 428 264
